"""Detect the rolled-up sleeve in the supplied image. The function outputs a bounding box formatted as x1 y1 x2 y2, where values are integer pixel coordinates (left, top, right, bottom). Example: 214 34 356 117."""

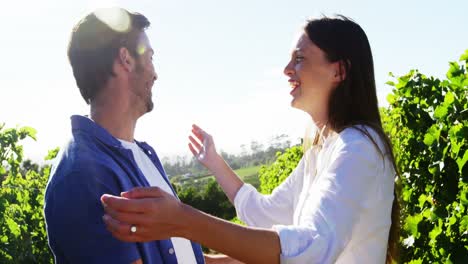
233 157 306 228
272 134 380 263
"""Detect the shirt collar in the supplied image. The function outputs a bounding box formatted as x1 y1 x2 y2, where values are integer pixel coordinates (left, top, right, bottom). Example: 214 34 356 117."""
71 115 156 154
71 115 123 149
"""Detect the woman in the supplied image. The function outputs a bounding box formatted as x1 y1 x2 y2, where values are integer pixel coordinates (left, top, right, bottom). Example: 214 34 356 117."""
102 16 399 264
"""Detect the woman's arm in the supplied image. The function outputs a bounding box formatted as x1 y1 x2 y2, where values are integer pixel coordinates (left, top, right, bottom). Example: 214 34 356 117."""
188 125 301 228
204 254 245 264
182 202 281 264
101 187 281 264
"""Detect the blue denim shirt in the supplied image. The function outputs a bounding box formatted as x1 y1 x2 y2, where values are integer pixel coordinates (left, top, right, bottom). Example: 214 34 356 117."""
44 115 205 264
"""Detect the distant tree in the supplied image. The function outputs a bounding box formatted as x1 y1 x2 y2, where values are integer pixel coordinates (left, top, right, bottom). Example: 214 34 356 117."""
240 144 248 157
177 178 235 220
269 134 291 150
250 140 264 154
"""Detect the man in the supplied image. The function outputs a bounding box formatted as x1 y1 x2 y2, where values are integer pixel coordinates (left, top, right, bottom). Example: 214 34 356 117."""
44 8 205 263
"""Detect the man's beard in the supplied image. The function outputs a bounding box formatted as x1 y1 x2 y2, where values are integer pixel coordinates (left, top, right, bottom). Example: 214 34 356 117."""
134 62 154 113
145 95 154 112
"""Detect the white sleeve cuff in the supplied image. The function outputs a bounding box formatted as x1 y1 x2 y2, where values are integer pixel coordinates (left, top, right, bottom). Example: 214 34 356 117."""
233 183 256 222
273 224 331 264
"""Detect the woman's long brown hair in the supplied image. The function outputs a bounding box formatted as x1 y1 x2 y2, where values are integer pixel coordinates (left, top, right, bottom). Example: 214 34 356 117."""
305 16 400 263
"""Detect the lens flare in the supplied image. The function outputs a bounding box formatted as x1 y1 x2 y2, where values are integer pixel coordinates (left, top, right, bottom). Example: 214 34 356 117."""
94 7 130 33
137 43 147 55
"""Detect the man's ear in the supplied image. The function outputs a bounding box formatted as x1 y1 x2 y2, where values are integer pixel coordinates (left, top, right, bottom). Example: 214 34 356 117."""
118 47 135 72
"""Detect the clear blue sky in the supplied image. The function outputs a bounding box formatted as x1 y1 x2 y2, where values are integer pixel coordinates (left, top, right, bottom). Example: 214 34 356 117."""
1 0 467 162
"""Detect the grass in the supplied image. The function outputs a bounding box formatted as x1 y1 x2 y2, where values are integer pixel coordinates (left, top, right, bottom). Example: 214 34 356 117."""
234 165 263 179
233 165 263 188
175 165 263 188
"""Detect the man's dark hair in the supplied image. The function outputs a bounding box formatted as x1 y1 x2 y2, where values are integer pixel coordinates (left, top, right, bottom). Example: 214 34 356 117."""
68 8 150 104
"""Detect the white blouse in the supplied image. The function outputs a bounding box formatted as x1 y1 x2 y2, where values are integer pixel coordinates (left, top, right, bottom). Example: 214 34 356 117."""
234 126 395 264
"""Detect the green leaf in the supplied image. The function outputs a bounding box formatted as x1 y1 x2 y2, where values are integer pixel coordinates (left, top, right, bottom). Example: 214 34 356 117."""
418 194 428 208
45 147 60 161
422 208 432 219
6 218 21 238
19 126 37 141
448 215 457 225
460 215 468 233
456 150 468 174
460 186 468 205
444 91 455 105
387 93 397 104
396 78 409 89
429 219 443 245
424 125 441 146
402 186 413 202
404 214 423 238
428 164 438 175
434 105 448 119
448 123 463 138
408 258 423 264
460 49 468 62
424 134 436 146
447 61 462 78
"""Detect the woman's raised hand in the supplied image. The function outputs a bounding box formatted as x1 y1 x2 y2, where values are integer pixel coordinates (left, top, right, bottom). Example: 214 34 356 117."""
188 124 244 203
188 124 220 171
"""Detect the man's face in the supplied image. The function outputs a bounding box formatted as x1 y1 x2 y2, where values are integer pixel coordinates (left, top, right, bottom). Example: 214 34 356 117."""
129 32 157 114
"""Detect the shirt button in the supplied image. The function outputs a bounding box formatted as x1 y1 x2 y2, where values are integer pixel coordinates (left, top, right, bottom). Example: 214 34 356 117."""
168 248 174 255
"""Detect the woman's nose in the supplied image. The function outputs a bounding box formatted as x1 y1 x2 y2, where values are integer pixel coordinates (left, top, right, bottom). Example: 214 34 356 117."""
283 61 294 77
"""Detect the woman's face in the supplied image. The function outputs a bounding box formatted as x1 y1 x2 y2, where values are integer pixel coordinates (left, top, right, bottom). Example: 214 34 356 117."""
283 32 341 116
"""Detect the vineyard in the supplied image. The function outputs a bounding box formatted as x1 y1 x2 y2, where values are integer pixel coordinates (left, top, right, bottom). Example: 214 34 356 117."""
1 51 467 263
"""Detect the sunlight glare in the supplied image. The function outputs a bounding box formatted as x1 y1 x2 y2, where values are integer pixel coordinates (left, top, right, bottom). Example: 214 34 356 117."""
94 7 131 33
137 43 147 55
